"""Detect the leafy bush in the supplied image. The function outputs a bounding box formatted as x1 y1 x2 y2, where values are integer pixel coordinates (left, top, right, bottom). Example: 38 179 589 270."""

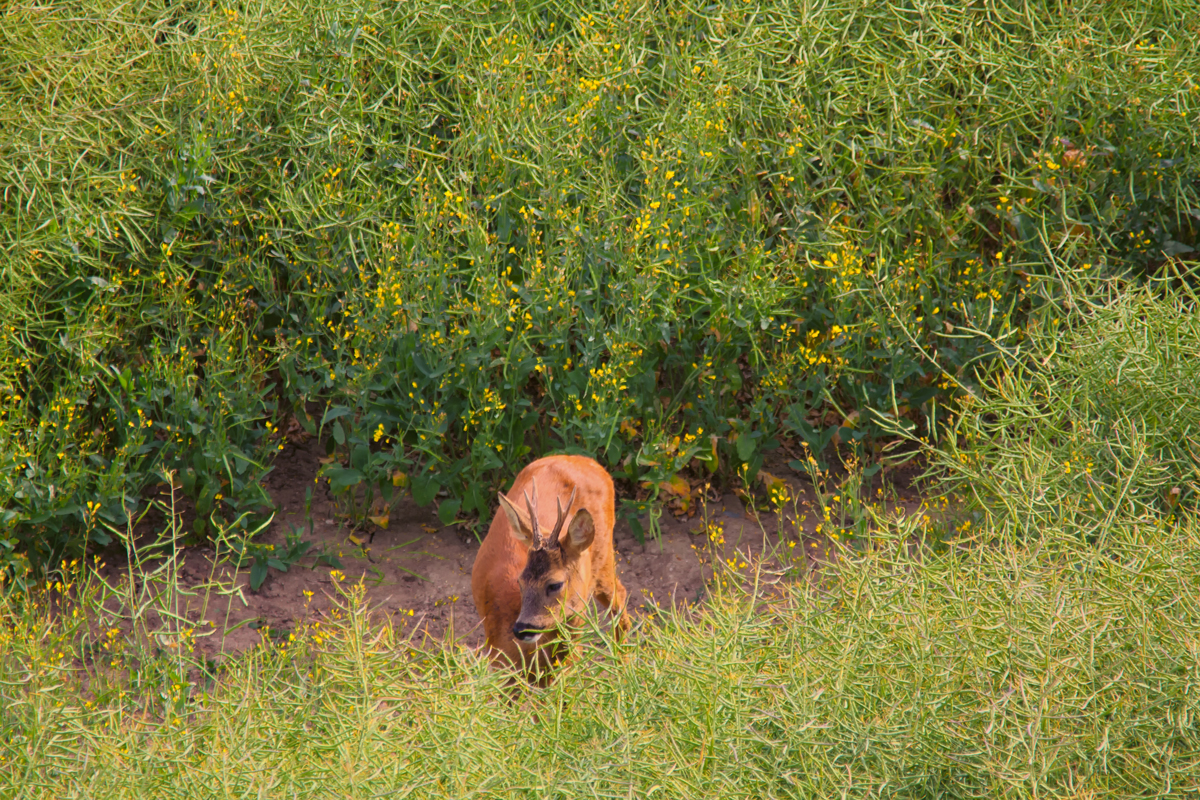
2 0 1198 565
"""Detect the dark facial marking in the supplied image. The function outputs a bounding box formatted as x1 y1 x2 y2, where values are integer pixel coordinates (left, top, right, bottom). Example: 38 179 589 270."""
522 548 553 582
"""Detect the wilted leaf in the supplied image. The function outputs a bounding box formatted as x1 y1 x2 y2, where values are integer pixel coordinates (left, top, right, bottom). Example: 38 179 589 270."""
1166 487 1181 508
757 469 786 494
658 473 691 498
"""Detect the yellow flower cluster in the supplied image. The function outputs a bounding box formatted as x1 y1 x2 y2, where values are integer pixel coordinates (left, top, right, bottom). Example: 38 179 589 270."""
587 341 643 409
462 386 506 433
822 245 866 290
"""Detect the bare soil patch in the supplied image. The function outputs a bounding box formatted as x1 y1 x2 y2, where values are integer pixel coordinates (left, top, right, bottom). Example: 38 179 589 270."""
98 439 927 659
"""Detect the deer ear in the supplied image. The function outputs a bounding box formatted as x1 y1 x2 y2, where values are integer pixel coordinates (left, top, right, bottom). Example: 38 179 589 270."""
497 492 533 545
560 508 595 557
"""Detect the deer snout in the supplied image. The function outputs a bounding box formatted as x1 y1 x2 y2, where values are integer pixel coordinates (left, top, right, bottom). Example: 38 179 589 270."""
512 621 542 643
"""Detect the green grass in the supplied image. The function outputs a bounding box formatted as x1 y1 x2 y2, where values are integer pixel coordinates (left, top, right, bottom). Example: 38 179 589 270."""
4 511 1200 796
2 0 1198 571
2 3 1200 794
3 286 1200 798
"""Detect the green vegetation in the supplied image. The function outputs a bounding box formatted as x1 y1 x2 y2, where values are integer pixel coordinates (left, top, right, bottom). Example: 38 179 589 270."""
2 0 1200 795
2 0 1198 573
936 287 1200 535
2 286 1199 797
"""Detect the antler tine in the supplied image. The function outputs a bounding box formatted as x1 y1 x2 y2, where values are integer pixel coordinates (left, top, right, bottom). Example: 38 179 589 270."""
522 479 542 548
549 486 578 544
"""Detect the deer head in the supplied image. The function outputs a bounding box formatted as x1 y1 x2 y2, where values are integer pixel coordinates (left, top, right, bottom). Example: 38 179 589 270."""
495 480 595 645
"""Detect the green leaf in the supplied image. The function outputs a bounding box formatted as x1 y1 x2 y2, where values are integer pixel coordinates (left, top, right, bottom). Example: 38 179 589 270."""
181 469 197 496
410 473 440 507
695 436 719 474
287 540 314 559
476 446 503 471
326 467 363 491
464 484 487 518
736 431 757 463
196 486 215 516
725 364 743 391
627 515 645 544
437 498 461 526
315 552 343 569
250 560 268 591
320 406 354 425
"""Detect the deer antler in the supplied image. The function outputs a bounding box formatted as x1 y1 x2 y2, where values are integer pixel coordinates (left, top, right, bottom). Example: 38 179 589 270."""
549 486 577 546
521 481 578 550
522 479 542 548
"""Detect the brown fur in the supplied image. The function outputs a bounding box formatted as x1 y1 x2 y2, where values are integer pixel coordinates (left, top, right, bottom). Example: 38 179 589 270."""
471 455 630 685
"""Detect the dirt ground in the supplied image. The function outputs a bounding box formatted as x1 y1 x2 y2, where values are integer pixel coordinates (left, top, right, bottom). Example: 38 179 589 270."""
100 439 926 659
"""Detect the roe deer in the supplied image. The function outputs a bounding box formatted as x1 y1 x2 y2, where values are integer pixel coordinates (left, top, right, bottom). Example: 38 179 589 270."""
471 455 630 685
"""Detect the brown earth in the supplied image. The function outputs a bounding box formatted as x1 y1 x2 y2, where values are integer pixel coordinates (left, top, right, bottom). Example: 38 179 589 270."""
96 438 926 660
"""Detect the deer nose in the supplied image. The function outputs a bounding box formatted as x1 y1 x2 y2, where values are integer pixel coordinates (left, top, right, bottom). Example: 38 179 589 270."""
512 622 541 643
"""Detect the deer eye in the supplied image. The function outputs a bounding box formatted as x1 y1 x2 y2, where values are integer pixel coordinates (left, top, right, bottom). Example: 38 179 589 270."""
546 581 564 595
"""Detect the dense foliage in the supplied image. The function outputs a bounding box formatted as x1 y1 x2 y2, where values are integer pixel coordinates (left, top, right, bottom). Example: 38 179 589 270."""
2 0 1197 572
2 287 1199 797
